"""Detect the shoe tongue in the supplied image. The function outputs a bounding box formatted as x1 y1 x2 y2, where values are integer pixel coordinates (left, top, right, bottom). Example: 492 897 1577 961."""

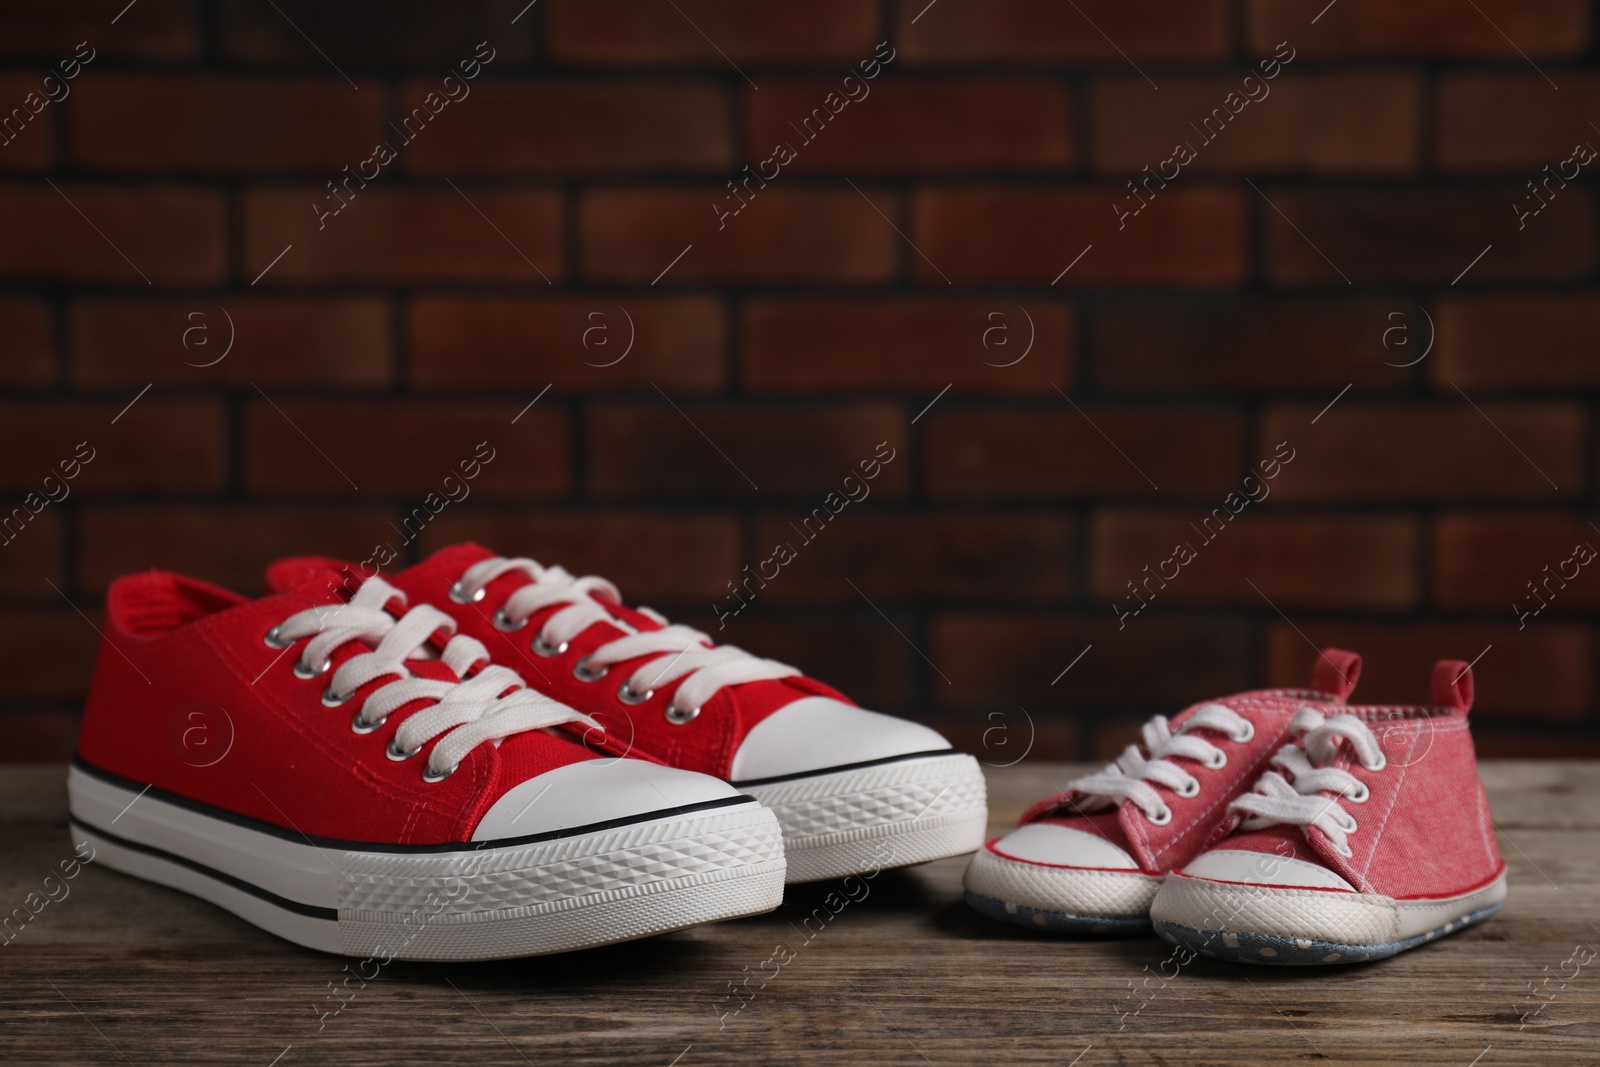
391 542 643 635
1074 810 1136 851
266 545 502 606
1021 799 1141 854
263 556 368 605
264 556 466 683
394 542 499 590
1222 825 1329 868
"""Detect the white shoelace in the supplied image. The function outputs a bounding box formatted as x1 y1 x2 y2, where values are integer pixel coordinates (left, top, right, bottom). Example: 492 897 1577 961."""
1229 707 1387 857
1065 704 1255 825
269 576 597 781
453 556 800 721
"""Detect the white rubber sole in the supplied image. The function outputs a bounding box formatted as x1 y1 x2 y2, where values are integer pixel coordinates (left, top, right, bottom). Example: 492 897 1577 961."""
68 760 785 960
962 842 1161 934
1151 869 1508 965
734 751 987 883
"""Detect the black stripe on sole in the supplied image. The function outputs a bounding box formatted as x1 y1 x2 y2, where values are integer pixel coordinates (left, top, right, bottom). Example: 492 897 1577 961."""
71 816 339 921
728 748 960 788
71 754 758 855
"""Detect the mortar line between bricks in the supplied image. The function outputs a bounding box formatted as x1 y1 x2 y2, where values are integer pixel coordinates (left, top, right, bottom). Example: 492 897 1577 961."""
261 0 359 90
663 0 757 90
1228 0 1246 54
1464 0 1560 89
1064 0 1157 90
45 180 152 286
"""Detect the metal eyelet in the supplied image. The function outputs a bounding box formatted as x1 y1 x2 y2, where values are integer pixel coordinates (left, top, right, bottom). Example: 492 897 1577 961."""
1363 752 1388 773
1230 721 1255 744
1204 750 1228 770
666 704 701 725
1333 841 1354 858
293 657 331 680
321 685 349 708
386 738 419 762
1345 781 1370 803
493 609 527 632
1146 807 1173 826
1337 814 1358 834
264 626 294 649
533 634 569 657
1176 778 1201 798
422 763 456 783
351 711 386 734
573 656 609 683
617 682 654 705
448 581 485 605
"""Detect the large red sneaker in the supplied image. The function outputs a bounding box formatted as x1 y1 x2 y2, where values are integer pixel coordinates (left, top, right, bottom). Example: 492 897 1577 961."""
1150 658 1507 965
963 650 1363 934
70 567 785 960
265 545 988 884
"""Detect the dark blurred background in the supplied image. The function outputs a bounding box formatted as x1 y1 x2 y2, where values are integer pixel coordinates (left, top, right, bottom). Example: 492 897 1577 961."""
1 0 1597 763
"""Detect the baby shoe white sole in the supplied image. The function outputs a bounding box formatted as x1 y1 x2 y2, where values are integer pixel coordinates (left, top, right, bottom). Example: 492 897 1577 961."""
1151 868 1508 965
963 840 1161 934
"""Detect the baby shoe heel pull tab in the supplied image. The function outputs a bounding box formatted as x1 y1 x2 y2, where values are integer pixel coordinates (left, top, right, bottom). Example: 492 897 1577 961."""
1431 659 1474 712
1310 648 1362 701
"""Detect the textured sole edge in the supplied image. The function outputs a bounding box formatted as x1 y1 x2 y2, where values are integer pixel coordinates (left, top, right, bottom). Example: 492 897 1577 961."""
1149 867 1508 964
1153 900 1503 965
783 811 989 883
964 891 1153 935
739 753 988 883
80 820 787 960
69 772 787 960
960 844 1162 933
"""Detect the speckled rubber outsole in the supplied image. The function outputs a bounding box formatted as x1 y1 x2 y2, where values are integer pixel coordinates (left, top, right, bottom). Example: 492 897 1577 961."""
1153 901 1503 965
964 891 1153 935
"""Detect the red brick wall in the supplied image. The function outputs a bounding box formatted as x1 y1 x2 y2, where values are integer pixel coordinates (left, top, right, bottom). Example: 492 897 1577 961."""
2 0 1596 761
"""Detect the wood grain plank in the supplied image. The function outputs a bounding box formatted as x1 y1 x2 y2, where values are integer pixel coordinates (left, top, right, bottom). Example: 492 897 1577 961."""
0 762 1594 1066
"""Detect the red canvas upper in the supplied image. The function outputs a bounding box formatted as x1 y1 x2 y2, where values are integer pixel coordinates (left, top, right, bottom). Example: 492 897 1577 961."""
77 565 610 845
1010 650 1364 875
264 545 854 779
1192 659 1505 899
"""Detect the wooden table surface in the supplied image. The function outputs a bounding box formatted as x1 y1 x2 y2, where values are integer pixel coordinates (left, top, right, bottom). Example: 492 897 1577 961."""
2 761 1596 1067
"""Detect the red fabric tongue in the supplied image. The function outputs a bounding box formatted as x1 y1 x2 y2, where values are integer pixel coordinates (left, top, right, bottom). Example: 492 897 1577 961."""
1217 826 1330 869
391 542 500 591
263 556 369 605
265 547 501 609
265 557 466 685
391 543 643 637
1067 810 1133 851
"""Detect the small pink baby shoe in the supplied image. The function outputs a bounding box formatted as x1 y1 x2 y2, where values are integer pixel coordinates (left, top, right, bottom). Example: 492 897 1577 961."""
1151 658 1506 964
964 651 1363 934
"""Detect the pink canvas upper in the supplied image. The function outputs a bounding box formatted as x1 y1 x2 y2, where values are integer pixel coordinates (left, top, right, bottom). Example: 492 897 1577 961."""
1013 649 1364 874
265 545 857 779
1191 659 1505 899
